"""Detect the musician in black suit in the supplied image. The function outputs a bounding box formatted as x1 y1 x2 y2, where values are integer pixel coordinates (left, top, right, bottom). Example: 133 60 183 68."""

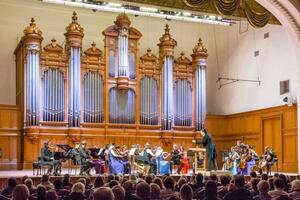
40 142 60 175
171 144 184 174
79 141 91 176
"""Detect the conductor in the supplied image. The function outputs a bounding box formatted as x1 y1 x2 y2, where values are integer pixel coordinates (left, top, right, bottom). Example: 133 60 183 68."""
192 129 218 171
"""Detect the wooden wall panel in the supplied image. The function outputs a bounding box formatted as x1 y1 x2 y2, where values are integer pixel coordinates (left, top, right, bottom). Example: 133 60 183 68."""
0 105 22 170
0 104 297 172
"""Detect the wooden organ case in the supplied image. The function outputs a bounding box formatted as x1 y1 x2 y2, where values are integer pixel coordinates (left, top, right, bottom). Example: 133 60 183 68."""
14 12 209 168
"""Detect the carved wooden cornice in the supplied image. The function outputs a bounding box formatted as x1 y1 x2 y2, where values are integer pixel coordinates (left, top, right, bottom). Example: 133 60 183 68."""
174 52 193 81
139 48 160 77
121 0 280 26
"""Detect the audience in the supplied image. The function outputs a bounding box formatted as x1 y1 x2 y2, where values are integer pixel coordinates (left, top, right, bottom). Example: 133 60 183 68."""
1 177 17 198
1 172 300 200
224 175 252 200
38 174 54 190
288 180 300 200
255 180 272 200
93 187 115 200
269 178 288 199
112 185 125 200
12 184 29 200
160 176 178 200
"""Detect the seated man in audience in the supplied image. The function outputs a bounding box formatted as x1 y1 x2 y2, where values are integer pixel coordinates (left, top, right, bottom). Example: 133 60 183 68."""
160 177 179 200
1 177 17 198
12 184 29 200
37 174 54 190
218 175 230 199
288 180 300 200
223 175 252 200
268 178 288 199
269 178 287 199
93 187 115 200
24 178 37 195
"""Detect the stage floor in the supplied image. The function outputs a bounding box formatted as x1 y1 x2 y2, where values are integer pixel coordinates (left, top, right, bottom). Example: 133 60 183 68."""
0 169 298 178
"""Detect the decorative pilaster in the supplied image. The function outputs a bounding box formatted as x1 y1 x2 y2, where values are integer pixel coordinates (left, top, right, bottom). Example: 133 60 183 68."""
191 38 208 131
23 18 43 126
65 12 84 127
158 24 177 130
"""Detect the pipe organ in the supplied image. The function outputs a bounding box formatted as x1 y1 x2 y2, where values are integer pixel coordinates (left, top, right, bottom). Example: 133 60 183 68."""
14 12 209 147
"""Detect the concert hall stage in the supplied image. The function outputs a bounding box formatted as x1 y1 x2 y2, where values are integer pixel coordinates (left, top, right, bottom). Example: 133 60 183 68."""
0 169 298 189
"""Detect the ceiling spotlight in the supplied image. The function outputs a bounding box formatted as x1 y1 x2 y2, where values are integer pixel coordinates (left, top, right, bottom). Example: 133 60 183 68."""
140 7 158 12
183 12 191 16
107 2 122 8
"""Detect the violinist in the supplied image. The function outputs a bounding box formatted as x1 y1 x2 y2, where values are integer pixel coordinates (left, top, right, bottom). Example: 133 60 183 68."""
171 144 184 174
108 144 124 174
121 145 131 174
143 143 157 174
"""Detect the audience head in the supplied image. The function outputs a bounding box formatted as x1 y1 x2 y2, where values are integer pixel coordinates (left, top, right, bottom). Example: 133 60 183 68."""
71 182 85 194
7 177 17 188
41 174 50 183
46 190 58 200
36 185 47 200
251 178 260 191
180 183 193 200
122 181 134 194
93 187 115 200
109 180 119 188
234 175 245 188
274 178 285 190
12 184 29 200
108 174 115 182
195 173 203 185
94 176 104 188
209 174 218 182
164 176 175 190
22 175 29 184
150 183 161 199
291 180 300 191
205 180 217 198
112 185 125 200
145 175 153 184
257 180 270 194
269 178 275 190
220 175 230 186
153 177 163 189
53 179 63 190
136 182 150 199
24 178 34 189
77 178 86 186
261 173 268 181
177 178 187 189
250 171 257 178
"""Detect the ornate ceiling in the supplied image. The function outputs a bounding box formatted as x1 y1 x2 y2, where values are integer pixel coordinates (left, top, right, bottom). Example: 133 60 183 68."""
121 0 280 27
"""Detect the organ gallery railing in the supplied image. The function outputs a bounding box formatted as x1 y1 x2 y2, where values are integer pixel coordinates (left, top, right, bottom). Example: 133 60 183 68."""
14 12 208 133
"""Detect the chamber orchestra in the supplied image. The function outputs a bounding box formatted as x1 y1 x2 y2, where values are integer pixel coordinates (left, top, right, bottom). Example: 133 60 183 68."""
39 136 278 177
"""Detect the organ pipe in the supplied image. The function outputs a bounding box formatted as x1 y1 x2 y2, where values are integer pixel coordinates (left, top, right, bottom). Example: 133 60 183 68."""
140 76 158 125
83 72 104 123
161 56 174 130
68 47 81 126
192 38 208 131
43 69 64 121
174 79 192 126
26 50 40 126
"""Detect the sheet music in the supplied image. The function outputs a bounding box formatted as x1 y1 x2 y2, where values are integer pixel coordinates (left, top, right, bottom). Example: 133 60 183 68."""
155 149 163 156
129 148 136 156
